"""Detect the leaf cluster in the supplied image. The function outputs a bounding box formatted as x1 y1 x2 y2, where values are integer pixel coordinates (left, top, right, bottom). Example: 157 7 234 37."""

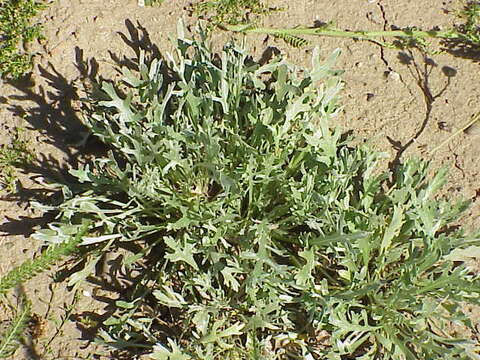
32 27 480 359
456 1 480 44
0 0 45 79
192 0 275 26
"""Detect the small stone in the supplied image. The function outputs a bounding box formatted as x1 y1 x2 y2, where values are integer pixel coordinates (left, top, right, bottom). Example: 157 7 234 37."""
438 121 452 132
386 71 400 82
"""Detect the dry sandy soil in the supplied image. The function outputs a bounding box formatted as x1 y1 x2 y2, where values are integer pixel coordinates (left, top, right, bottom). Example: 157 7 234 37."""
0 0 479 358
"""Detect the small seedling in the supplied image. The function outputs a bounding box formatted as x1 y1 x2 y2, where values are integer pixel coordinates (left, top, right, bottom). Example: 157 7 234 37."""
0 128 35 194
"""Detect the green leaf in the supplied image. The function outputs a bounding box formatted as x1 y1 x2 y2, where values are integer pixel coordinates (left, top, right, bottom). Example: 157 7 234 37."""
164 236 199 270
380 205 403 255
311 47 342 83
150 339 191 360
67 254 102 288
221 266 242 291
199 321 245 347
309 231 370 247
273 32 310 48
295 248 316 286
153 286 187 308
116 300 136 309
445 245 480 261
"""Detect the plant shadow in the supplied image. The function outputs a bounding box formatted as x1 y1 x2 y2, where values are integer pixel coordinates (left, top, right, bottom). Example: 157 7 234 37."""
442 38 480 62
110 19 162 71
0 19 164 237
67 250 165 358
386 48 456 170
1 20 182 358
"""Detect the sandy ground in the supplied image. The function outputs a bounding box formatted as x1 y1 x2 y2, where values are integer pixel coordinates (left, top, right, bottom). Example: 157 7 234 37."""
0 0 479 358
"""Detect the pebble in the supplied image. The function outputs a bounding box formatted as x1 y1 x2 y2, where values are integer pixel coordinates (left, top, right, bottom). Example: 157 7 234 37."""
438 121 452 132
386 71 401 82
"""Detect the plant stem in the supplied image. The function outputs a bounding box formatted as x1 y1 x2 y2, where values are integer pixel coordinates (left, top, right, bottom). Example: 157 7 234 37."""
0 223 90 296
0 298 31 358
223 24 471 44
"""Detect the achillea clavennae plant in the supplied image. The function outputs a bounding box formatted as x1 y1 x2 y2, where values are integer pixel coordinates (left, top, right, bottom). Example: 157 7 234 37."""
32 25 480 359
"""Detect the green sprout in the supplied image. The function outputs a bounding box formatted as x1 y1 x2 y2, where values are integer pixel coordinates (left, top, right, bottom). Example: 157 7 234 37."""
0 128 35 194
